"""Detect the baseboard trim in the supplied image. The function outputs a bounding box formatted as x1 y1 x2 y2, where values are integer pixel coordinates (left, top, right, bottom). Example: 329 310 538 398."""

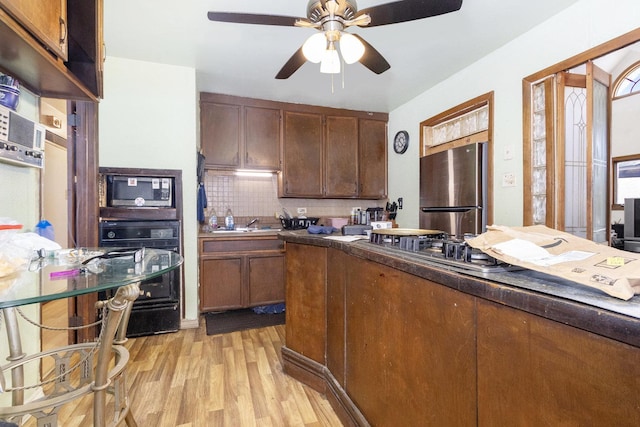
180 318 199 329
282 346 369 427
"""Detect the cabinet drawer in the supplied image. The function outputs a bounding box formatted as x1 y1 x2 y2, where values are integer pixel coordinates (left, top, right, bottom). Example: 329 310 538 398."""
201 238 284 253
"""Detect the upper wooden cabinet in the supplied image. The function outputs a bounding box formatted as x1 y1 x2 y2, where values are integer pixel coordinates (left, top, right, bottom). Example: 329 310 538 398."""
281 111 324 197
281 111 387 199
0 0 68 60
245 106 281 169
200 93 281 171
325 115 359 197
0 1 103 99
200 92 388 199
66 0 104 98
359 119 387 199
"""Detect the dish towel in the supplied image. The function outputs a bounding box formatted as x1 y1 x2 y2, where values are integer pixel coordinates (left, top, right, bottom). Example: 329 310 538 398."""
197 182 207 223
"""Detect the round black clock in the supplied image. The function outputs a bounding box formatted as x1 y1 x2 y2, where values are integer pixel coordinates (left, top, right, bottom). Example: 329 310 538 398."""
393 130 409 154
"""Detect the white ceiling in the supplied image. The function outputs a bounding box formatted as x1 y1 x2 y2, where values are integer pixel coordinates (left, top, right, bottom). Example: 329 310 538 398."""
104 0 582 113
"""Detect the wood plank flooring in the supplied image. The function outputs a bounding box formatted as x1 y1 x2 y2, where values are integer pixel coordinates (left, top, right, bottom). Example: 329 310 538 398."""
23 319 343 426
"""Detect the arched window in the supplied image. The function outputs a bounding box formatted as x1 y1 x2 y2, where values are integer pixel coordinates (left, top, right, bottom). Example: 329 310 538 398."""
613 61 640 98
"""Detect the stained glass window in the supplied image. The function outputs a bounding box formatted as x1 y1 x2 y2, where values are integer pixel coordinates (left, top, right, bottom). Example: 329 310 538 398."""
613 61 640 98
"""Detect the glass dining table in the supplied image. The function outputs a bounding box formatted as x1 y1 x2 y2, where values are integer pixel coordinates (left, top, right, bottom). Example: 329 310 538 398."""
0 247 183 427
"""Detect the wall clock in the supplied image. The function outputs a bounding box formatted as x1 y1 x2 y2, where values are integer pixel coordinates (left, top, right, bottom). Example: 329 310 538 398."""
393 130 409 154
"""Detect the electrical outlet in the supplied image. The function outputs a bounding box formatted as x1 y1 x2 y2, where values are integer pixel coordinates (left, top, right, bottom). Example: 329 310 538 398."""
502 172 516 187
297 207 307 215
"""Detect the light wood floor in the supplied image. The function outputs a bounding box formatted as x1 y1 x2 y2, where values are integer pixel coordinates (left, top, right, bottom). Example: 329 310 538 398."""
25 318 343 427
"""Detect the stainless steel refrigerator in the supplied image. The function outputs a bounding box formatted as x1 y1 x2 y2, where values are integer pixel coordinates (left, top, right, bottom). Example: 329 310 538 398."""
419 142 487 237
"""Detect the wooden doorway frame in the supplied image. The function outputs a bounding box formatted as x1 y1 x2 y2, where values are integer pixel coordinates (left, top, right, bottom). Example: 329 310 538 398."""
522 27 640 228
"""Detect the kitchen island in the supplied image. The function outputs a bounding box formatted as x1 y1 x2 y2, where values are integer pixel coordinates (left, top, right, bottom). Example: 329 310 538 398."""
279 230 640 426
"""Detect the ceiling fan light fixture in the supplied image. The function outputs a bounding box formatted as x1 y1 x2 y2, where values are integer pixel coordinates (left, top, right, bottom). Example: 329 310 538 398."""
339 32 365 64
320 42 340 74
302 32 326 63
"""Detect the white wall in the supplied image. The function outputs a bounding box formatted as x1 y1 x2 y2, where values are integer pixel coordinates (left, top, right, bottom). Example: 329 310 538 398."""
388 0 640 229
0 90 45 405
99 57 199 324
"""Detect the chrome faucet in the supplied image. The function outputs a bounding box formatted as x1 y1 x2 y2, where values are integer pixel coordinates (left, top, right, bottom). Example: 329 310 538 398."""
246 218 259 229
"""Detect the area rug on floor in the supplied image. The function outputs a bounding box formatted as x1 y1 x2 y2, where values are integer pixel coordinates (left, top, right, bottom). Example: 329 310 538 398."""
205 308 285 335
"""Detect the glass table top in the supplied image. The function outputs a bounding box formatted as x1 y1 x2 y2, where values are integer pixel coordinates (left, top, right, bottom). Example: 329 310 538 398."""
0 248 183 309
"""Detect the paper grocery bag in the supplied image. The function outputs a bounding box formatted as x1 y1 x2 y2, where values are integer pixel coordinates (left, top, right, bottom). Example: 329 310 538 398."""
467 225 640 300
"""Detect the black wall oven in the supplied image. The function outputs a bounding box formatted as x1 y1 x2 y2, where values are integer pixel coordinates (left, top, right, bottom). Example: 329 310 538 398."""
99 219 181 337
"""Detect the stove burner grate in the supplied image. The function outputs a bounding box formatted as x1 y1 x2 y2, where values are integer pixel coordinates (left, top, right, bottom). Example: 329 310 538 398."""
369 229 519 273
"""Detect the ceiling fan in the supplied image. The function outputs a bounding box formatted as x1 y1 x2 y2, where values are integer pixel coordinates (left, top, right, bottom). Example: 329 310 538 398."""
207 0 463 79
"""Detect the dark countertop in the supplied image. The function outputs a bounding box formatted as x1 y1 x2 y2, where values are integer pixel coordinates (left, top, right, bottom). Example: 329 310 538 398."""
198 229 282 238
279 230 640 348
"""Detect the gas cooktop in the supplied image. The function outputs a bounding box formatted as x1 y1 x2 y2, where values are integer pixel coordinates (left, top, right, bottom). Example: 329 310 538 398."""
368 228 520 274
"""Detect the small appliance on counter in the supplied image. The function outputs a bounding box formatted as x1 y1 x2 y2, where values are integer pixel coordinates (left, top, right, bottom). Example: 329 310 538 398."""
280 216 319 230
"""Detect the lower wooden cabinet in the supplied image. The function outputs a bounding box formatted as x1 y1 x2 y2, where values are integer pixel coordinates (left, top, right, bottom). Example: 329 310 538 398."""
283 239 640 426
285 243 327 364
477 300 640 426
199 236 284 312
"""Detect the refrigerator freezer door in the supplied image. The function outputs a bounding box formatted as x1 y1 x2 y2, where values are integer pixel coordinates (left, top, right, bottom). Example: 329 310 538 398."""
420 143 483 208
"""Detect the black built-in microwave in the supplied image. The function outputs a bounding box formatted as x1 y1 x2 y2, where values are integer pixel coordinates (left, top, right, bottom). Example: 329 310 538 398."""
105 175 174 208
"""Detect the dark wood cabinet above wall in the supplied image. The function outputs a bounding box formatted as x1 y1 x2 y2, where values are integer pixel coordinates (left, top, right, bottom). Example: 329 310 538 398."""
0 0 68 60
280 108 388 199
200 93 282 171
281 111 324 197
199 92 388 199
0 0 103 100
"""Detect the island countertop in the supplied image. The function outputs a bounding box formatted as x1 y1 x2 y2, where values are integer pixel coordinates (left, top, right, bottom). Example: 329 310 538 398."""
279 230 640 348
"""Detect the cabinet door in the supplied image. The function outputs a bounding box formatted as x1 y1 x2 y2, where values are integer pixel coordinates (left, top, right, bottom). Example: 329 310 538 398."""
0 0 67 60
325 115 358 197
248 254 284 306
281 111 323 197
200 257 243 311
477 300 640 426
346 257 476 426
66 0 104 97
201 102 241 168
359 119 387 198
244 106 281 170
285 243 327 363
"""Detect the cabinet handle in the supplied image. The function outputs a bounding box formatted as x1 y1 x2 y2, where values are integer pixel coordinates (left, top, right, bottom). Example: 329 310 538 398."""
59 17 67 45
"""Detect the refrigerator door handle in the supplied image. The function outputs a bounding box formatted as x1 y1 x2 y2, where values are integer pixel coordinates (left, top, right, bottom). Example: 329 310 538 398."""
421 206 482 213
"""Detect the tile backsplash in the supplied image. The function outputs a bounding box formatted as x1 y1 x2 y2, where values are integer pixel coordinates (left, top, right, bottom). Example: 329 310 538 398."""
203 170 385 223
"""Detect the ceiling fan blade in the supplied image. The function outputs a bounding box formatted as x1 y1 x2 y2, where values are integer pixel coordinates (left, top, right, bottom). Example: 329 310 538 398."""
207 11 304 27
275 48 307 79
357 0 463 27
352 35 390 75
